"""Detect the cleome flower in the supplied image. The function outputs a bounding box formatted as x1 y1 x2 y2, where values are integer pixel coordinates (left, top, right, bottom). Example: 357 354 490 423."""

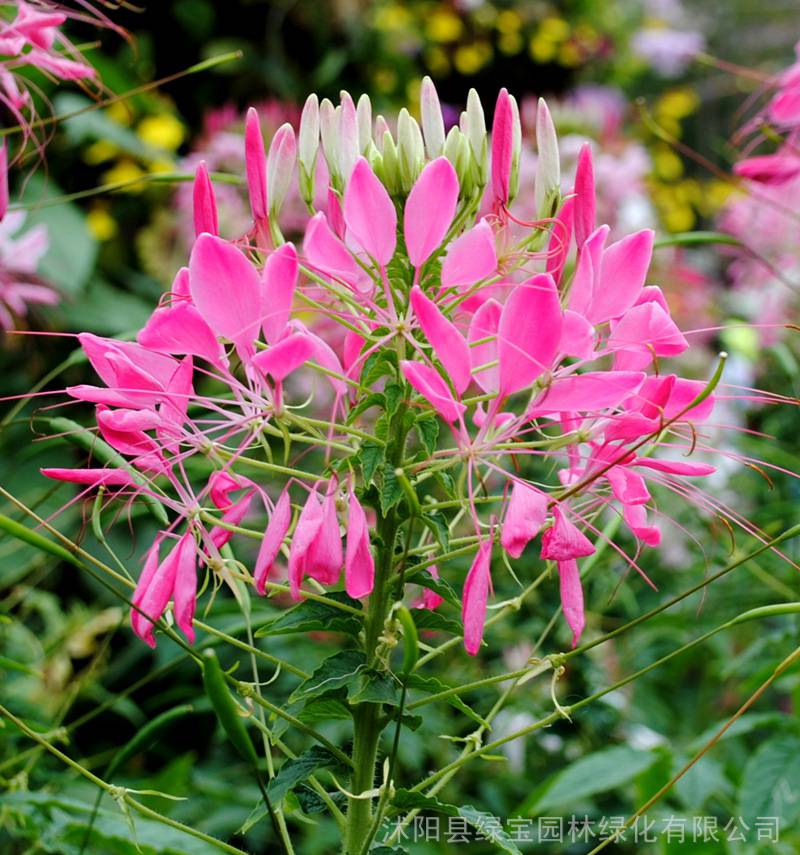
44 78 775 658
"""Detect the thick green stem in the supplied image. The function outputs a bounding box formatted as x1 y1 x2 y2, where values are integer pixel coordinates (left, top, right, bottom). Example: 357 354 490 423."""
344 394 409 853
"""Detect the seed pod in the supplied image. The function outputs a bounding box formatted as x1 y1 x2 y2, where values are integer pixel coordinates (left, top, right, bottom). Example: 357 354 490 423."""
202 649 258 767
396 606 419 675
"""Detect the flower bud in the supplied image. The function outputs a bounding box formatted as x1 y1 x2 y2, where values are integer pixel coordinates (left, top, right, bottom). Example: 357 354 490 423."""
465 88 488 185
508 93 522 205
267 123 297 221
298 93 319 206
337 91 359 183
356 93 372 154
420 75 445 158
319 98 340 186
192 161 218 237
244 107 267 222
397 108 424 193
534 97 560 218
444 126 473 197
374 115 391 153
380 129 400 196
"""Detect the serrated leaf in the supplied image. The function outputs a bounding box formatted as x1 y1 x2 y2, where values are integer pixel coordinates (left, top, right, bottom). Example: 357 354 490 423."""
348 392 385 423
434 470 456 498
267 746 344 803
347 668 400 706
737 735 800 826
421 512 450 554
255 592 362 638
362 350 398 388
384 382 403 416
359 442 385 486
458 805 523 854
415 415 440 455
380 466 404 515
295 784 347 816
289 650 366 704
298 697 353 724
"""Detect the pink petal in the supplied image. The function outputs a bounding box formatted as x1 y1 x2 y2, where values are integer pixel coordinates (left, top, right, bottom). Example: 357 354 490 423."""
345 491 375 598
501 481 548 559
441 218 497 290
189 234 261 355
462 539 492 655
622 503 661 547
605 466 651 505
404 157 459 267
192 161 218 238
304 486 343 586
288 491 324 600
529 371 645 416
468 298 501 394
251 333 314 383
540 506 595 561
134 538 180 648
559 309 595 360
609 302 688 371
255 490 292 594
587 229 654 324
304 211 364 289
131 540 161 643
546 197 574 285
490 88 513 206
41 467 136 486
138 302 223 366
245 107 268 222
567 225 608 317
410 286 471 395
261 243 298 345
573 143 595 248
557 559 585 647
633 458 716 477
498 274 562 397
344 157 397 266
400 360 465 424
172 532 198 643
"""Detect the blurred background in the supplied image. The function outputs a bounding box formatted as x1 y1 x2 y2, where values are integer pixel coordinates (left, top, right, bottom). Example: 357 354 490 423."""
2 1 800 853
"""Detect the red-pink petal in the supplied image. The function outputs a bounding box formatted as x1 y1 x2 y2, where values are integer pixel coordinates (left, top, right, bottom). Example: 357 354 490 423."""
251 333 314 383
440 219 497 290
401 360 465 423
404 157 459 267
345 490 374 598
410 286 471 396
255 490 292 594
261 243 298 345
557 559 585 647
462 539 492 655
192 161 218 238
344 157 397 266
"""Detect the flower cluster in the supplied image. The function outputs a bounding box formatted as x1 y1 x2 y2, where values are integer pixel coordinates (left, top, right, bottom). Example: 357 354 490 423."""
46 78 728 655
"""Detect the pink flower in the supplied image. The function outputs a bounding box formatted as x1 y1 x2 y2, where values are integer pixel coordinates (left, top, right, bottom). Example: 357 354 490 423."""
345 489 374 598
462 539 492 655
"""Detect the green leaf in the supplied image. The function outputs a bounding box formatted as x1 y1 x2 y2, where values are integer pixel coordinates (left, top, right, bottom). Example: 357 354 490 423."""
347 668 400 706
415 416 439 456
362 350 398 388
434 470 456 498
527 745 658 814
289 650 366 704
359 442 384 486
297 697 353 725
267 746 344 803
380 465 404 515
737 735 800 826
255 592 362 638
412 569 459 608
19 174 98 295
348 392 385 423
295 785 347 816
458 805 523 855
384 382 403 416
421 512 450 554
413 609 463 637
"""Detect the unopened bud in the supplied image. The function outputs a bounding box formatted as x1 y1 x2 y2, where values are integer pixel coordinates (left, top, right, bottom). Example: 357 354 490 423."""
534 97 560 217
374 115 391 153
397 108 424 193
298 94 319 206
356 93 372 154
319 98 340 186
192 160 218 237
337 91 359 183
465 88 488 185
267 123 297 220
380 129 400 196
444 126 472 196
244 107 267 222
508 93 522 205
420 75 445 158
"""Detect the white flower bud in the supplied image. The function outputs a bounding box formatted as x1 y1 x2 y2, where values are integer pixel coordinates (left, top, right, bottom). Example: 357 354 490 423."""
356 93 372 154
420 75 445 158
534 97 561 217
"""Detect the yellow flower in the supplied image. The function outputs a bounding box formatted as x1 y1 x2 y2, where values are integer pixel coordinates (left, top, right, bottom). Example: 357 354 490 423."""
83 139 119 166
101 160 146 192
373 4 411 32
653 146 684 181
558 41 581 67
529 34 556 63
657 87 699 120
426 9 462 44
373 67 398 94
498 31 523 55
454 42 492 75
106 101 132 126
425 46 451 76
86 205 117 241
137 114 185 152
496 10 522 34
540 17 570 41
662 204 695 232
